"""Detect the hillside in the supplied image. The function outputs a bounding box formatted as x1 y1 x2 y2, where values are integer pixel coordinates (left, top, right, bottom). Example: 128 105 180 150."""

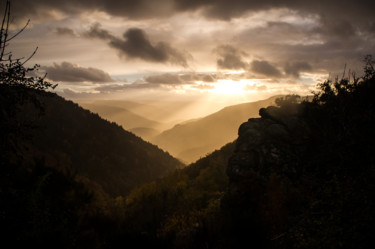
122 142 235 247
80 102 161 139
152 96 281 163
0 85 182 197
80 100 197 133
0 81 234 247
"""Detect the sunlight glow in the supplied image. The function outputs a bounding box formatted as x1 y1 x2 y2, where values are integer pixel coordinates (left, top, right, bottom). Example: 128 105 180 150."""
212 79 255 95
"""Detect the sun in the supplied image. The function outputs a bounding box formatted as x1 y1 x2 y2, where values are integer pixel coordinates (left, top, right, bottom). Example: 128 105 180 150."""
212 79 251 95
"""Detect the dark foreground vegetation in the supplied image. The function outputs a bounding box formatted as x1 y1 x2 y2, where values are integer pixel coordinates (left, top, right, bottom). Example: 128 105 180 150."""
1 56 375 248
221 56 375 249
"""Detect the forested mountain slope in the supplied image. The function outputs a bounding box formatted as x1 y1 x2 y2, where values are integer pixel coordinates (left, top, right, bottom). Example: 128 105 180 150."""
0 85 182 197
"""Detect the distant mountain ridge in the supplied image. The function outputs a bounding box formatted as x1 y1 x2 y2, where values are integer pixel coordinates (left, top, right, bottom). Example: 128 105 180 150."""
80 99 198 132
80 103 161 131
1 85 183 197
152 96 281 163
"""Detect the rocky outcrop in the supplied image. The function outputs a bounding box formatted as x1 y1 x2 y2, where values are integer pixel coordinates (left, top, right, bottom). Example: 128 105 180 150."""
227 105 310 186
222 90 375 249
221 104 313 247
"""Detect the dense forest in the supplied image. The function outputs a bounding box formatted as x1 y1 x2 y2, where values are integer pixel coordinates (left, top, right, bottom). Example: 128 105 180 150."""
0 85 182 196
0 83 185 247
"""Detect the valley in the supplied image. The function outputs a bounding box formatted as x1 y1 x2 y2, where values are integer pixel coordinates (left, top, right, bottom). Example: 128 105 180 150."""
80 96 282 163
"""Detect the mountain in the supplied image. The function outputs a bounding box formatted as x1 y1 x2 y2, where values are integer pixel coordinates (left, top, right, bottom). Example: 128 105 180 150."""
152 96 281 163
0 85 183 197
79 100 198 133
80 102 162 131
129 127 159 140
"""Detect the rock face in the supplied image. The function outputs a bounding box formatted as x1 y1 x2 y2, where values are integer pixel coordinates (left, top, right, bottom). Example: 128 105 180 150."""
222 94 375 249
221 104 313 248
227 105 310 190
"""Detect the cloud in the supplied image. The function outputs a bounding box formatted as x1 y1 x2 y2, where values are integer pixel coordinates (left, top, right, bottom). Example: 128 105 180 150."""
200 74 216 82
193 84 215 90
174 0 375 23
84 23 115 40
84 24 190 67
9 0 375 87
11 0 375 28
44 62 114 83
318 17 358 39
144 73 182 84
215 45 248 70
60 88 98 100
55 27 77 37
250 60 282 77
284 61 312 77
11 0 173 23
114 72 218 90
179 73 217 83
95 83 137 93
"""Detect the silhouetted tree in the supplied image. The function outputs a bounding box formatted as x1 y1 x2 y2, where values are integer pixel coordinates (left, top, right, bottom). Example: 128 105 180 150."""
0 0 56 90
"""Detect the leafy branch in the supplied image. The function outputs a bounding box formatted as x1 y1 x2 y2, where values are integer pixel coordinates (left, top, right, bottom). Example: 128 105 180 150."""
0 0 57 90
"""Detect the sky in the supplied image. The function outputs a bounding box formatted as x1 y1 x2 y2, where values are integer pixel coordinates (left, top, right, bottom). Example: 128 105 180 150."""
5 0 375 115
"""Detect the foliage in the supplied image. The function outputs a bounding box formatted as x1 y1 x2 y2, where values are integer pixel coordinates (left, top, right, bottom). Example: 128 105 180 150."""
0 0 56 90
220 55 375 249
0 83 185 248
122 142 235 248
1 84 182 196
275 94 301 108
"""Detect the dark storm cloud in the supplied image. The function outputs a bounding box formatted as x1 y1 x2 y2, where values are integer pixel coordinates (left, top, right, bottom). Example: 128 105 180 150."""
215 45 248 70
111 28 189 67
11 0 172 22
11 0 375 25
84 23 115 40
44 62 114 83
84 24 189 67
284 61 312 77
55 27 76 37
319 18 357 39
250 60 282 77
